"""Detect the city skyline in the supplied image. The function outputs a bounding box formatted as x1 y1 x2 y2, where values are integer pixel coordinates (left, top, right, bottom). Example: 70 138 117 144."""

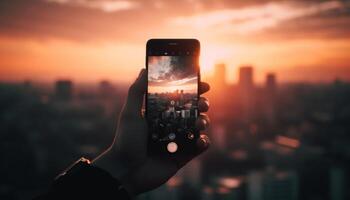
2 57 349 200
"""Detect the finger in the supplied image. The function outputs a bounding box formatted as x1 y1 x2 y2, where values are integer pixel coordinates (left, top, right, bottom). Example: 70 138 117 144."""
199 82 210 95
195 113 210 131
196 134 211 153
123 69 147 117
198 97 209 112
175 134 210 169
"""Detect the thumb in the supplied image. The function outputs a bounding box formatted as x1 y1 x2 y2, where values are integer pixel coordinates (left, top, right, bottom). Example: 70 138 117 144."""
124 69 147 117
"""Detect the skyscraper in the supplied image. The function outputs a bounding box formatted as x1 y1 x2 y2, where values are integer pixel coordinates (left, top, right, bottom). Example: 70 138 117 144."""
247 170 298 200
266 73 277 92
55 80 73 101
239 66 254 89
264 73 277 124
99 80 114 98
238 66 255 121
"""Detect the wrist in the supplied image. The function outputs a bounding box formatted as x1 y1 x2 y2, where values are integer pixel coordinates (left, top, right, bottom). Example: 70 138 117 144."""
92 150 139 198
55 157 133 199
92 147 128 180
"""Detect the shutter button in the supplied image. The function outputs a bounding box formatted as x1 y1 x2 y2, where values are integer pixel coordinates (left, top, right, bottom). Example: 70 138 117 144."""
167 142 178 153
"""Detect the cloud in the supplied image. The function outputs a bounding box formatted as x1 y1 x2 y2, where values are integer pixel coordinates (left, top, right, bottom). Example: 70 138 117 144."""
0 0 349 43
172 1 347 34
45 0 138 12
0 0 152 42
148 56 197 84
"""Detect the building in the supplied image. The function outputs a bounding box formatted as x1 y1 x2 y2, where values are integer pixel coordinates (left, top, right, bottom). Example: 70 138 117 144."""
238 66 255 121
239 66 254 89
247 170 298 200
99 80 114 98
55 80 73 101
266 73 277 92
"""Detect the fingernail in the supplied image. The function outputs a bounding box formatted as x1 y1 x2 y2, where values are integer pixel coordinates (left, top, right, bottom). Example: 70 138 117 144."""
197 134 210 149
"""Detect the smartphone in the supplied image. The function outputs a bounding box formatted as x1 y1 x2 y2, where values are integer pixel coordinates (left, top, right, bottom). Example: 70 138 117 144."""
146 39 200 156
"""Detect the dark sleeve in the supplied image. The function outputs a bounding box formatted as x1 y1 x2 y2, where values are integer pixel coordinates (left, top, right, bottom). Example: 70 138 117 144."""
34 158 131 200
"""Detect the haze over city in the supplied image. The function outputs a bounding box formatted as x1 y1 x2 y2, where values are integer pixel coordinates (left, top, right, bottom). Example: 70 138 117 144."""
1 0 350 83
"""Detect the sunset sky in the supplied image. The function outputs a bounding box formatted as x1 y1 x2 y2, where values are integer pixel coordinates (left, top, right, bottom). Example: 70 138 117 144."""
1 0 350 84
148 56 197 93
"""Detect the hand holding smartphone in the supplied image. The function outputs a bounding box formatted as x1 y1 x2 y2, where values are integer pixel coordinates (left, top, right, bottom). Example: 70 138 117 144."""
146 39 201 156
93 39 208 195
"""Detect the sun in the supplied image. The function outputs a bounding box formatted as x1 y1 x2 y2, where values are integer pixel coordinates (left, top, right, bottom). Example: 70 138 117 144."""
200 44 229 77
200 51 216 74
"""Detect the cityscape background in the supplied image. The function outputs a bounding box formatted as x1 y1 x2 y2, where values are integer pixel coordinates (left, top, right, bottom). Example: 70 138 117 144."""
1 64 349 200
1 0 350 200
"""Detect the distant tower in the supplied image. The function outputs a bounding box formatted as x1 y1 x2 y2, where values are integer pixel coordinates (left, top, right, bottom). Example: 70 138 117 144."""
99 80 114 98
214 63 226 85
264 73 277 125
238 66 254 122
247 170 298 200
55 80 73 101
266 73 276 91
239 66 254 88
23 80 32 88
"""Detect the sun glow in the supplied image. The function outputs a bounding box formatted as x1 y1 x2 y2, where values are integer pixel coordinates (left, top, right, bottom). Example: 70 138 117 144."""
200 44 232 77
148 83 197 94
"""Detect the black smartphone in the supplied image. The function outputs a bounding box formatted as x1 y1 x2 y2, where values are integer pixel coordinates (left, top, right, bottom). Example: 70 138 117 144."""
146 39 200 156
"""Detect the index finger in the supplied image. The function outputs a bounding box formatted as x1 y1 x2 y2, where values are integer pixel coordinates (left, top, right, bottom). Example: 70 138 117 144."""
199 82 210 95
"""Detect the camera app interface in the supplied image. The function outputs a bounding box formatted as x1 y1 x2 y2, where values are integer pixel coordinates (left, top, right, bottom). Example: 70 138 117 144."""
147 56 198 153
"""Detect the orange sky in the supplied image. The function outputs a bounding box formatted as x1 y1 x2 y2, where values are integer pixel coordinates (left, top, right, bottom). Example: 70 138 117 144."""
1 0 350 84
148 83 197 94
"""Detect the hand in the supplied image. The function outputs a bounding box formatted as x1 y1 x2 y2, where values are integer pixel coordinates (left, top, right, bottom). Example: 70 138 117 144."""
93 69 210 195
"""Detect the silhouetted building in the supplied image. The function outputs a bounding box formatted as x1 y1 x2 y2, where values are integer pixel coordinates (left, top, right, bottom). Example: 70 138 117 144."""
264 73 277 124
247 170 298 200
239 66 254 89
55 80 73 101
23 80 32 88
266 73 277 92
330 166 347 200
99 80 114 98
238 66 255 121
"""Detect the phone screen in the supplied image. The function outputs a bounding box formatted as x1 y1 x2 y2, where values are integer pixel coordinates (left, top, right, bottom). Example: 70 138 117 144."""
147 47 199 154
